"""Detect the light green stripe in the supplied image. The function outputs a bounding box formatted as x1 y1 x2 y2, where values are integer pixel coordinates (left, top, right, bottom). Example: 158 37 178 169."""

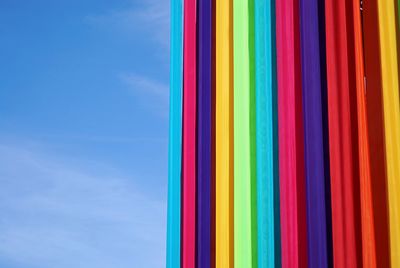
234 0 257 266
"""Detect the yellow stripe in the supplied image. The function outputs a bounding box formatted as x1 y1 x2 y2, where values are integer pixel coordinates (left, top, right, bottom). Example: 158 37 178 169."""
216 0 233 266
377 0 400 266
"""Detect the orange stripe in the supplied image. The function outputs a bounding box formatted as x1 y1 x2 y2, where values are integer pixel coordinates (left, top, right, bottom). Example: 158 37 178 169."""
352 1 377 267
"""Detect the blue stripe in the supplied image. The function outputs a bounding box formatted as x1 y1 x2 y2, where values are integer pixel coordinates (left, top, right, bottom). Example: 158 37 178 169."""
254 0 281 267
167 0 183 266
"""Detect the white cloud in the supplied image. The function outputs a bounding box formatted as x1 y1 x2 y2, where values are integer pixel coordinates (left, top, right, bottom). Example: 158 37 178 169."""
0 141 166 268
85 0 170 48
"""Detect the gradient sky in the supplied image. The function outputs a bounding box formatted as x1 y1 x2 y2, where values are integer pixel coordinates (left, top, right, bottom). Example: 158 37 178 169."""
0 0 169 267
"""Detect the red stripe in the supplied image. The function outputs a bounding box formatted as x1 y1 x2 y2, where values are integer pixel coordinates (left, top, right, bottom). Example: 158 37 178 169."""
182 0 196 266
324 0 362 266
276 0 308 267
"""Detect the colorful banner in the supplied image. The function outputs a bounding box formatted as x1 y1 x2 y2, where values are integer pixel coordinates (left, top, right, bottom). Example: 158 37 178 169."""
167 1 398 267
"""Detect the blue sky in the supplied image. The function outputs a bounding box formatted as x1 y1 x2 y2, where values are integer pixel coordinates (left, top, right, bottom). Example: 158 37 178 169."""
0 0 169 267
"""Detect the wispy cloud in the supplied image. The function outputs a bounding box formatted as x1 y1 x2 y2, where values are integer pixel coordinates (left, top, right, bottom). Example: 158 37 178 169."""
85 0 169 48
120 72 169 100
0 141 166 268
84 0 171 118
119 72 169 117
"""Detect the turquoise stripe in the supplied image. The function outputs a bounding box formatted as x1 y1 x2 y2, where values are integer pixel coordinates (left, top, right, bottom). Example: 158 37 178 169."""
167 0 183 266
254 0 281 267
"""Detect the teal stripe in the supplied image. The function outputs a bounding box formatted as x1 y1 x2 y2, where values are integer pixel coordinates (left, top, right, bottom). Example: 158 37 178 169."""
167 0 183 266
254 0 281 267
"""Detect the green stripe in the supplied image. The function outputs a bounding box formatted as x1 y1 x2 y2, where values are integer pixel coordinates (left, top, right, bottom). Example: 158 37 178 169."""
233 0 257 266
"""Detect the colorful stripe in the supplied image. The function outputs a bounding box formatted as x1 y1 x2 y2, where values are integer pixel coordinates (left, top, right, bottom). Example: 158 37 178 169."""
254 0 280 266
325 0 362 266
167 0 183 266
197 0 212 265
276 0 308 267
363 0 391 265
182 0 196 265
215 0 233 265
352 1 377 267
299 0 329 266
233 0 257 266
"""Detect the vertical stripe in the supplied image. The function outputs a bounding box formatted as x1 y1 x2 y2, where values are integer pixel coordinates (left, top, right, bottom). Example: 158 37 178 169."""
299 0 329 266
254 0 280 266
233 0 257 266
276 0 308 267
167 0 183 266
324 0 362 266
377 0 400 266
197 0 212 265
215 0 233 265
363 0 391 265
182 0 196 266
352 1 377 267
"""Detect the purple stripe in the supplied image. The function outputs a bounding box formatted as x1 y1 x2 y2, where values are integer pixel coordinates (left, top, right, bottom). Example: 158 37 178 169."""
299 0 329 267
197 0 212 266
